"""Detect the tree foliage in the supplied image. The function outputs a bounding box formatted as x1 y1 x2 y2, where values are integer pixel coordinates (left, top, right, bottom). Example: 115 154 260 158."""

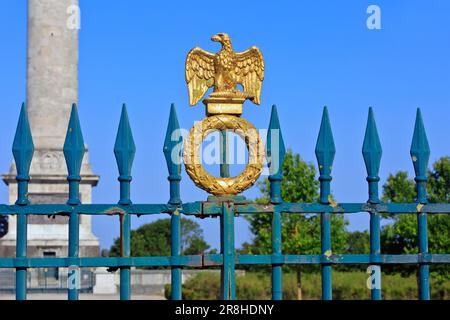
381 156 450 283
109 218 210 257
245 150 348 262
381 171 416 203
345 231 370 254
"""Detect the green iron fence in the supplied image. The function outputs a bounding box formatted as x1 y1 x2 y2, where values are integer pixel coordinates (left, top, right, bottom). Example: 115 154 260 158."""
0 103 449 300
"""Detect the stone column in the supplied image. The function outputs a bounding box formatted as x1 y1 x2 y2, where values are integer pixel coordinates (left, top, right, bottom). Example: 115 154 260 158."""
1 0 99 258
27 0 79 150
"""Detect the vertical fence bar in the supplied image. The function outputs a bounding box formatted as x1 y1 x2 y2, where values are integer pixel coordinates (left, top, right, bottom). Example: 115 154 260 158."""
220 202 235 300
119 209 131 300
15 212 27 301
12 103 34 300
320 213 332 300
220 130 230 178
267 105 285 300
219 111 232 299
114 104 136 300
410 108 430 300
271 208 282 300
315 107 335 300
170 211 182 300
362 107 382 300
164 104 183 300
63 104 85 300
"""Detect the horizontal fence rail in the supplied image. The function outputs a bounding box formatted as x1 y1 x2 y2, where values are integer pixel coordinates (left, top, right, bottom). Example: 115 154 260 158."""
0 103 449 300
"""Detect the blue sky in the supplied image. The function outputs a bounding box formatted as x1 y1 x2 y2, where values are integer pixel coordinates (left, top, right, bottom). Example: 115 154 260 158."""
0 1 449 250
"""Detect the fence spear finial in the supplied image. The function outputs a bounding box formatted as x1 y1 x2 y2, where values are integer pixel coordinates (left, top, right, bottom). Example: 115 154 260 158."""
13 103 34 205
410 108 430 204
63 103 85 205
114 104 136 205
315 106 335 204
267 104 285 204
362 107 382 203
164 103 182 205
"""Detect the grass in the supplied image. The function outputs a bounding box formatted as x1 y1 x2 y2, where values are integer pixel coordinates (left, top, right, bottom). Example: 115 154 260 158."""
165 270 450 300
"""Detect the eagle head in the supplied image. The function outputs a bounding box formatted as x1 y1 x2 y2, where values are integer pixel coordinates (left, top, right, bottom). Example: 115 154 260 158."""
211 33 231 45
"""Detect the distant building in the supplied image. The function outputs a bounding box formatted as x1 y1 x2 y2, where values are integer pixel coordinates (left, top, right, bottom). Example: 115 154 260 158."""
0 0 99 266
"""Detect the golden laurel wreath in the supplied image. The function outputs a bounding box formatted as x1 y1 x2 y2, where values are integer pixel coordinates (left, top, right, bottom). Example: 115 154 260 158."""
183 114 265 196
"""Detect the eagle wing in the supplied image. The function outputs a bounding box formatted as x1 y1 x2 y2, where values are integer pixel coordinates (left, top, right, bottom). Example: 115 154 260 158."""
185 47 215 106
235 46 264 105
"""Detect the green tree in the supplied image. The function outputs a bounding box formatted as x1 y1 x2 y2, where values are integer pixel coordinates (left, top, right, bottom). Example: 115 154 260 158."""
346 231 370 254
381 156 450 284
109 218 210 258
381 171 416 203
245 150 349 299
336 230 370 272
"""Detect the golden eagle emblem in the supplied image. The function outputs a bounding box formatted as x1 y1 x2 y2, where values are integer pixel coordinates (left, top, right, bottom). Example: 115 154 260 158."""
185 33 265 106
